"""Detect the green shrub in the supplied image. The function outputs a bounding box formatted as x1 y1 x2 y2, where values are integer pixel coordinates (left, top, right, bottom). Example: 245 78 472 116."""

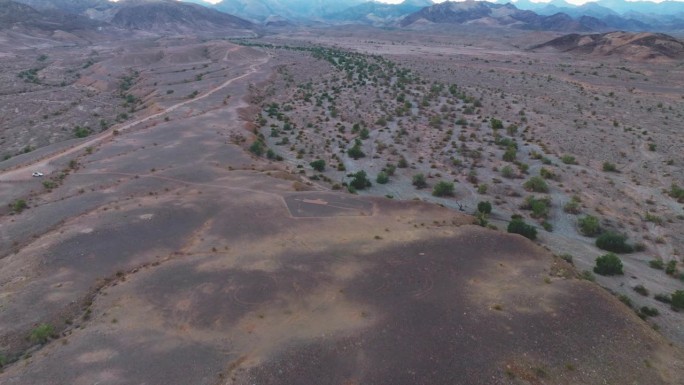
432 181 454 197
384 163 396 176
563 196 582 214
618 294 632 308
539 167 556 180
507 218 537 240
412 173 427 189
73 125 91 138
502 147 516 162
633 284 649 296
560 254 573 265
669 184 684 203
11 199 28 213
665 260 678 276
523 196 551 219
310 159 325 172
376 172 389 184
639 306 659 318
602 162 618 172
593 253 624 276
654 293 671 304
475 211 488 227
30 323 56 344
477 201 492 214
249 141 264 156
580 270 595 281
671 290 684 310
578 215 601 237
523 176 549 193
350 170 371 190
347 141 365 159
490 118 504 130
561 155 577 165
500 165 515 179
649 259 664 269
596 232 633 253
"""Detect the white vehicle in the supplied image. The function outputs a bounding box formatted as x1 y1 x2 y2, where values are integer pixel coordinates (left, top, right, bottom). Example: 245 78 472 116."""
32 172 44 177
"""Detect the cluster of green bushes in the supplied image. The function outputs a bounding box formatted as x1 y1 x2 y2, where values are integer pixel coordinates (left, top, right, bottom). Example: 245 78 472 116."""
507 215 537 240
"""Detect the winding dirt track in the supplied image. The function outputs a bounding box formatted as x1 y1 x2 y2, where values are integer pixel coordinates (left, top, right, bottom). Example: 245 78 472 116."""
0 52 270 183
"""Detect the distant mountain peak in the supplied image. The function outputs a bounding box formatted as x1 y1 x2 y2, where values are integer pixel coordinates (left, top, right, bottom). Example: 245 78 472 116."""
110 0 255 32
400 1 605 31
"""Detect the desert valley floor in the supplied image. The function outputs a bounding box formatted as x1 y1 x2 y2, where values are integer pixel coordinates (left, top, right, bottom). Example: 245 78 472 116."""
0 23 684 384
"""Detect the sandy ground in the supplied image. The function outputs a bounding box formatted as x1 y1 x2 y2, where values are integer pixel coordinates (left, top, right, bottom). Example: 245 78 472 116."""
0 32 682 385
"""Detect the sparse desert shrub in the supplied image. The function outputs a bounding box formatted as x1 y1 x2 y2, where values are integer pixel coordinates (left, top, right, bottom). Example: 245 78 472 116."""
539 167 556 180
412 173 427 189
477 201 492 214
347 140 365 159
618 294 632 308
561 155 577 165
639 306 659 318
523 176 549 193
500 165 515 179
580 270 595 281
654 293 671 304
249 141 264 156
432 181 454 197
10 199 27 213
633 284 649 296
671 290 684 310
30 323 56 344
475 211 488 227
73 125 91 138
397 157 408 168
649 259 664 269
578 215 601 237
560 254 573 265
507 218 537 240
665 260 678 276
349 170 371 190
502 147 516 162
602 162 618 172
490 118 503 130
563 196 582 214
376 172 389 184
384 163 396 176
42 180 57 190
310 159 325 172
523 196 551 219
669 184 684 203
644 212 663 225
594 253 624 276
596 232 633 253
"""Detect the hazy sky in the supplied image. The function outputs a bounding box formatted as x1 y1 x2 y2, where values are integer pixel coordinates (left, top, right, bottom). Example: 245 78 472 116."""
372 0 675 4
197 0 679 6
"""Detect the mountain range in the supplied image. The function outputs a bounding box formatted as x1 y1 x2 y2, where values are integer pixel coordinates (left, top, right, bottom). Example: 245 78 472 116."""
3 0 684 34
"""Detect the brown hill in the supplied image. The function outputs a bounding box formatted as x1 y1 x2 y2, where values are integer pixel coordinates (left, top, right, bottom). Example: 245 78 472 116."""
400 0 606 32
111 0 255 33
532 31 684 60
0 0 105 31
